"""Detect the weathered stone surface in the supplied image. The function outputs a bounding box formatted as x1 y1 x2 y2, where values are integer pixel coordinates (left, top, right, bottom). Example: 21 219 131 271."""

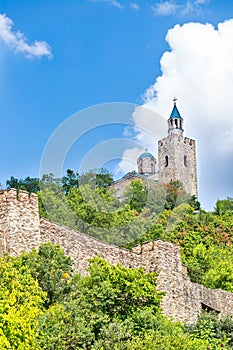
110 175 141 200
158 135 198 197
0 189 40 255
0 189 232 324
40 218 141 275
137 153 156 174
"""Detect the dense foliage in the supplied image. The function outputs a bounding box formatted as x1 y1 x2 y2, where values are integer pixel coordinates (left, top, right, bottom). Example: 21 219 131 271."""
2 172 233 347
4 172 233 292
0 257 45 349
1 243 232 349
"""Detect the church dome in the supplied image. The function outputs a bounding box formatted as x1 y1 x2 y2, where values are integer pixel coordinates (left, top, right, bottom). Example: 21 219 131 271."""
138 151 155 160
137 150 156 175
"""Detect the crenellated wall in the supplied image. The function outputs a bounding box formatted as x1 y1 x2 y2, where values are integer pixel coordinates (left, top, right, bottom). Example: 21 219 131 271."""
0 189 232 324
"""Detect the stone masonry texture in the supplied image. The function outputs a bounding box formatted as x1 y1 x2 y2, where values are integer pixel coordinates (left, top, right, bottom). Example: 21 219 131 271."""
158 134 198 197
0 189 232 324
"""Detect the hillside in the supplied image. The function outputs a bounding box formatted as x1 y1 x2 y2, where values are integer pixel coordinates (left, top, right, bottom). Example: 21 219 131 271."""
5 173 233 293
0 173 232 349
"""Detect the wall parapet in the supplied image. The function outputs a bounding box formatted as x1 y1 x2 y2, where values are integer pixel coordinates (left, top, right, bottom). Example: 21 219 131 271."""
0 188 38 203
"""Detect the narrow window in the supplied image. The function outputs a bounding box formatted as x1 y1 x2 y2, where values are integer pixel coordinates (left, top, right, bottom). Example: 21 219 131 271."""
165 156 168 167
175 119 178 128
184 155 187 166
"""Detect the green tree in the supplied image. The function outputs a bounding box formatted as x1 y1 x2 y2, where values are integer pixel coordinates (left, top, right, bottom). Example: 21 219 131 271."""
215 197 233 216
67 185 137 240
39 176 79 228
62 169 79 194
84 257 162 319
95 168 114 189
123 180 148 213
79 168 114 189
37 257 163 349
37 303 95 349
17 242 73 307
165 180 188 210
0 257 45 349
127 330 209 350
203 247 233 292
6 176 40 193
187 312 232 349
146 182 167 214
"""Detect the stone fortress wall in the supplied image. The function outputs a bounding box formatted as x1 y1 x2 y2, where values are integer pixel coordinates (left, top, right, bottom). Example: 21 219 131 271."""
0 189 232 324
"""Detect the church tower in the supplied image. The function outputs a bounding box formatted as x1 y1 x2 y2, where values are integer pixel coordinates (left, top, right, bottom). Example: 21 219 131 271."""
158 99 198 197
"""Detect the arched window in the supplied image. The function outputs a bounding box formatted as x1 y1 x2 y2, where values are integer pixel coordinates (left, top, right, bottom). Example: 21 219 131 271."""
165 156 168 167
175 119 178 128
184 155 187 166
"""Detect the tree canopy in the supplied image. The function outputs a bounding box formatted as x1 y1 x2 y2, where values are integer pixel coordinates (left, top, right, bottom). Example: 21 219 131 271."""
2 172 233 348
0 244 232 349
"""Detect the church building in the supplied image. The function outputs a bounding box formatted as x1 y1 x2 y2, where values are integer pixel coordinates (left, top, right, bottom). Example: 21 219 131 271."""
112 100 198 198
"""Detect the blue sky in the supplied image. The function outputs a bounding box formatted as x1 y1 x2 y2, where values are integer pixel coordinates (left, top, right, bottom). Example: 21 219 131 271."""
0 0 233 210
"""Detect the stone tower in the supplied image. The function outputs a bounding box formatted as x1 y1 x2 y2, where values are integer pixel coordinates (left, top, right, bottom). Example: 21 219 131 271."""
137 150 156 175
158 99 198 197
0 189 41 255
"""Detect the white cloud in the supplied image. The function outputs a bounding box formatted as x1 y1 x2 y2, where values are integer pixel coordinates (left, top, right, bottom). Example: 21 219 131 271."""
152 0 210 16
115 147 143 176
119 19 233 209
181 1 194 15
122 125 134 137
195 0 209 4
153 1 178 15
0 14 52 59
89 0 123 9
130 3 139 11
116 105 167 175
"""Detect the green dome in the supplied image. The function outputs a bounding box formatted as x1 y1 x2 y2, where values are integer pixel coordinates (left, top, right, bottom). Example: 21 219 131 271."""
138 152 155 160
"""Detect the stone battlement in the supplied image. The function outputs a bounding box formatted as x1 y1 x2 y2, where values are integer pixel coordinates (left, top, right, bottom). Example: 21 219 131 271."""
184 136 195 145
158 135 195 145
0 188 38 203
0 189 232 324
